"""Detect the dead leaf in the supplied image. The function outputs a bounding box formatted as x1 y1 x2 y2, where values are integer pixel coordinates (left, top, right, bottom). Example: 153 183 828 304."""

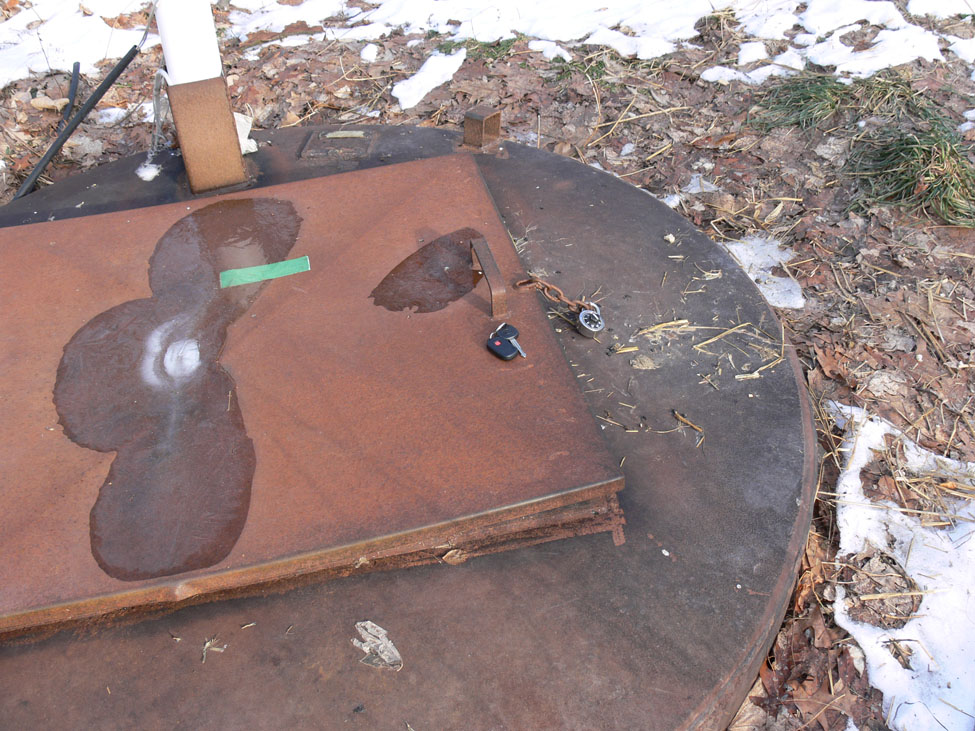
30 95 69 112
10 154 33 172
441 548 468 565
812 345 849 383
553 141 573 156
838 548 921 629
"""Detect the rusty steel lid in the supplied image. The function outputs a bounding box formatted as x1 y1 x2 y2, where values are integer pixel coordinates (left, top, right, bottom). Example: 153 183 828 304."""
0 124 816 730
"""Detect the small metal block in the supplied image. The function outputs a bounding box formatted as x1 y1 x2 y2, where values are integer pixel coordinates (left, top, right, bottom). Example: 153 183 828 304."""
463 107 501 149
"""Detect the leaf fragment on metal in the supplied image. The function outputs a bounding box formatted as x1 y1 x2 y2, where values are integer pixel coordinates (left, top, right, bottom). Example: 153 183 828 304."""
352 620 403 671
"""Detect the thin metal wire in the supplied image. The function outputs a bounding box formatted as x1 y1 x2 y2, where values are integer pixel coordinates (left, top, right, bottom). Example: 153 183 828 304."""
147 68 168 161
139 0 159 49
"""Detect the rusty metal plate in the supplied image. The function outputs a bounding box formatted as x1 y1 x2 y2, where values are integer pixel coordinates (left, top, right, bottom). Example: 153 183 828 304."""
0 152 622 637
0 127 815 730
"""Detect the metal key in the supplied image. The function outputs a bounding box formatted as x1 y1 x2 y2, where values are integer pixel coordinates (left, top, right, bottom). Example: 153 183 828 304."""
489 322 526 359
577 303 605 338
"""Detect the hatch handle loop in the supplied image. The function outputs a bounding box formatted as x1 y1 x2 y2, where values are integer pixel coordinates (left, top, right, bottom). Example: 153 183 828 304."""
469 237 508 319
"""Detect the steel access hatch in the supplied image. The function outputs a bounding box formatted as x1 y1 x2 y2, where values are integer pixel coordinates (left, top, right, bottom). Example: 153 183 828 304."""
0 152 623 637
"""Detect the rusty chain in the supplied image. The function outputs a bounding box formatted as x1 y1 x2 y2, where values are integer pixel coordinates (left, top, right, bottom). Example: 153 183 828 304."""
515 277 591 314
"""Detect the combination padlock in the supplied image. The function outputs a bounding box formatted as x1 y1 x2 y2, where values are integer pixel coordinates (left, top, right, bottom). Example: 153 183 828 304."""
577 303 605 338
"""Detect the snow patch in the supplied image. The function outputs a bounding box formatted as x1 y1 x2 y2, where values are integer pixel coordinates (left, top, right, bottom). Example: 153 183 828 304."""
0 1 159 90
135 101 155 123
720 235 805 309
584 27 675 61
738 41 768 66
804 23 943 78
135 162 161 181
1 0 963 95
96 107 129 125
682 174 720 194
700 66 752 84
391 49 467 109
163 340 201 380
826 402 975 731
946 36 975 64
907 0 975 18
735 0 801 39
799 0 907 35
228 0 348 41
528 40 572 61
360 42 379 62
703 47 804 85
233 113 258 155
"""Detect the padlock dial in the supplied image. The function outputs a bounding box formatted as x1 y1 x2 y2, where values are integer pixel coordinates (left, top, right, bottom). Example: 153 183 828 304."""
577 308 605 338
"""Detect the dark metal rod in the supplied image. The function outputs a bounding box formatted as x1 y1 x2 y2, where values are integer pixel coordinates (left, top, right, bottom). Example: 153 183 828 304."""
57 62 82 133
13 45 140 200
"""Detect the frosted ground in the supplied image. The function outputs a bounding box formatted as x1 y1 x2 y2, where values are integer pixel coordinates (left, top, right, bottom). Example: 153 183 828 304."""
2 1 975 728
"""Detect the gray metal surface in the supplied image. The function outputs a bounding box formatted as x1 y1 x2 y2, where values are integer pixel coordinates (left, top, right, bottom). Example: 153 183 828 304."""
0 125 815 729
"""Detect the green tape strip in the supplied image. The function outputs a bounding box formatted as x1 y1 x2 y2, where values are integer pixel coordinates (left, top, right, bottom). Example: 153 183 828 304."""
219 255 310 288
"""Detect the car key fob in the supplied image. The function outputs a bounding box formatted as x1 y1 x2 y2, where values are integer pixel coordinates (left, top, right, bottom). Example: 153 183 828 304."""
487 322 525 360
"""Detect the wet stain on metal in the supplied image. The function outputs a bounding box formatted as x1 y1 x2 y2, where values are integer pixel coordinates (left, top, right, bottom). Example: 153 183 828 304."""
369 227 484 313
53 199 302 581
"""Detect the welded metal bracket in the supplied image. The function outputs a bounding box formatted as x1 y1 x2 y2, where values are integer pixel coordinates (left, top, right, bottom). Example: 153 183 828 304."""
462 107 501 151
167 77 247 193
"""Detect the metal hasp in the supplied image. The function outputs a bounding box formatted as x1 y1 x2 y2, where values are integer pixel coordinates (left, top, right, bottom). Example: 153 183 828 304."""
463 106 501 150
0 124 816 730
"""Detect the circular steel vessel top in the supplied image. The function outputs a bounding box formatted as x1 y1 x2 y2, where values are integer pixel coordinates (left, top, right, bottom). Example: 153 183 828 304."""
0 126 815 729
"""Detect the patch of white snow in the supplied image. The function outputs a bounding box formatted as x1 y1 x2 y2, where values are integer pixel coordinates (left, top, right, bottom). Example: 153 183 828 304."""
360 42 379 62
682 174 720 194
799 0 907 36
233 113 258 155
135 161 161 181
701 66 751 84
907 0 975 18
0 0 159 90
584 27 675 60
735 0 801 39
827 402 975 731
946 36 975 64
528 39 572 61
227 0 347 41
721 235 805 309
805 23 942 77
135 101 155 123
163 339 201 379
96 107 129 125
391 49 467 110
738 41 769 65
